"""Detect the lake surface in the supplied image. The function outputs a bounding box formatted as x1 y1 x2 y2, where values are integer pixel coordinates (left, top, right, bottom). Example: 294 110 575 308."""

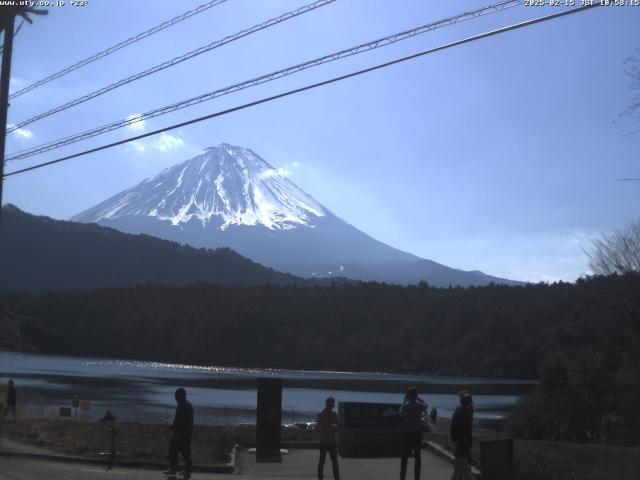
0 352 534 425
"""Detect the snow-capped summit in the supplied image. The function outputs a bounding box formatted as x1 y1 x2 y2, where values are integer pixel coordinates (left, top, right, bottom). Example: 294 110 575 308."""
72 143 521 286
74 143 325 231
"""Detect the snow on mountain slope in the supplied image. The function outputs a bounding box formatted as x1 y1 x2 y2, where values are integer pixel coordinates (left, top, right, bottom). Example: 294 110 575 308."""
72 143 521 286
74 144 326 230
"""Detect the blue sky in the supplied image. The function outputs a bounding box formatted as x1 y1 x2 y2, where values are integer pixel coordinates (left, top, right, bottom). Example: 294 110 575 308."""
3 0 640 282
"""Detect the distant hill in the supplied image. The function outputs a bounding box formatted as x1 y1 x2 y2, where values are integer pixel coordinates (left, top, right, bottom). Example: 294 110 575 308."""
0 205 307 292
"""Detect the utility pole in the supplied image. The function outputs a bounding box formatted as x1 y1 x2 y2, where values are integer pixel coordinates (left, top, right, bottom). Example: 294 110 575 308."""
0 12 16 222
0 6 47 223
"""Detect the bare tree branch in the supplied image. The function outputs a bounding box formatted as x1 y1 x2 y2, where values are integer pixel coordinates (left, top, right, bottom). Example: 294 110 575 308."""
587 221 640 275
620 48 640 124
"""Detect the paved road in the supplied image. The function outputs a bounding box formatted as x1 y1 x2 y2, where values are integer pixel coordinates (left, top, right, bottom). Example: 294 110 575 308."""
0 448 454 480
0 456 195 480
237 448 453 480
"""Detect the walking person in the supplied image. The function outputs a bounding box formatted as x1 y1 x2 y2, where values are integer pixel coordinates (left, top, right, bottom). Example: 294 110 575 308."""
4 379 16 418
317 396 340 480
430 406 437 425
449 391 474 480
400 387 425 480
163 388 193 478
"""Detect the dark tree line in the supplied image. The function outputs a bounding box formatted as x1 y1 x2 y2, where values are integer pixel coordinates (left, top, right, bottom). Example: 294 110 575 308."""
3 273 639 443
1 274 638 379
513 347 640 445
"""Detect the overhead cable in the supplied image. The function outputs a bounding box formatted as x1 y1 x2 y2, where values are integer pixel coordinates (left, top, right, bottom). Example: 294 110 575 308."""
8 0 229 99
7 0 336 134
3 4 602 178
6 0 521 161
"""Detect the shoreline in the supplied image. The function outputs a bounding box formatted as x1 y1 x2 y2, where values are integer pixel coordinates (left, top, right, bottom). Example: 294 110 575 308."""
2 352 530 425
4 370 535 396
0 350 539 383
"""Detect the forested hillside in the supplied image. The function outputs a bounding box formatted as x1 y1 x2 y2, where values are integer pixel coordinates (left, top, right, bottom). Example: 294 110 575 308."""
2 274 638 378
0 205 308 291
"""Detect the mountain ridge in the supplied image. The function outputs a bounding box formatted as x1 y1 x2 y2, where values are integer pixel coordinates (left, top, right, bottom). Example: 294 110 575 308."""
72 143 522 287
0 204 318 292
72 143 327 231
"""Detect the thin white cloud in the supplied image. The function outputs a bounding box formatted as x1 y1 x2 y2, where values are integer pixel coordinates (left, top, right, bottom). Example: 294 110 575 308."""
129 140 146 152
270 161 303 178
7 123 33 140
125 132 185 154
14 128 33 139
155 132 184 151
276 167 293 177
125 114 146 132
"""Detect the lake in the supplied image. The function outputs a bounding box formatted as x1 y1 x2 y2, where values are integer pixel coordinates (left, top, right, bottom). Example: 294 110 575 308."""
0 352 534 425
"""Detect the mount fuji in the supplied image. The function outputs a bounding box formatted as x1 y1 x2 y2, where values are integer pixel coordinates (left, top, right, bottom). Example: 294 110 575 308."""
72 143 520 286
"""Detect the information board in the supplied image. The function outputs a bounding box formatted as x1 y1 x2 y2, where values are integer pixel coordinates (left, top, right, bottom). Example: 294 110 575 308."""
338 401 404 457
340 402 402 430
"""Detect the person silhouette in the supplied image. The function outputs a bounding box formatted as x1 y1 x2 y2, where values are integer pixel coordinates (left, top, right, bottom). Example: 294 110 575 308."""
4 379 16 418
400 387 424 480
317 396 340 480
449 391 474 480
163 388 193 478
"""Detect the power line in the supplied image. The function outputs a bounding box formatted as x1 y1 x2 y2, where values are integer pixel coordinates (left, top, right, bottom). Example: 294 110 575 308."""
4 4 602 179
6 0 521 162
6 0 337 134
8 0 228 100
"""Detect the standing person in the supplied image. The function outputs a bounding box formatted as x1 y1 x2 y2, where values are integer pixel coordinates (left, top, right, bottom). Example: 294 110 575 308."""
163 388 193 478
449 391 474 480
317 396 340 480
400 387 424 480
430 407 437 425
4 379 16 417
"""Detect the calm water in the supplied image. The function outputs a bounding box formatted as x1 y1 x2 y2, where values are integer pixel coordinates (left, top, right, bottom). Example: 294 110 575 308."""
0 352 533 425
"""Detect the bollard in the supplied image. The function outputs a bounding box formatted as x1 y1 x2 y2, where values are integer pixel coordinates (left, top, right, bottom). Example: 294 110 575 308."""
109 421 118 463
99 415 119 466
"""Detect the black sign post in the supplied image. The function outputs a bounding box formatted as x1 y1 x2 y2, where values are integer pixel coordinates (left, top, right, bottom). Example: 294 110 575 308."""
72 394 80 420
256 377 282 461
